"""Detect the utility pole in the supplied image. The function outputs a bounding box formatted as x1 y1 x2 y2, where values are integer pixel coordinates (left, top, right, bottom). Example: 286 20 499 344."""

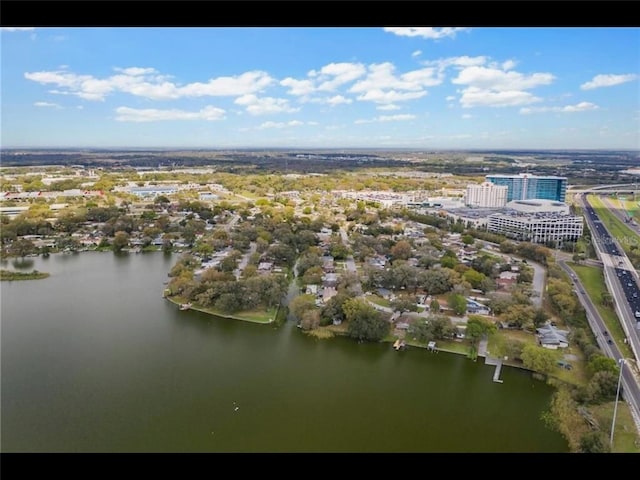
610 358 625 450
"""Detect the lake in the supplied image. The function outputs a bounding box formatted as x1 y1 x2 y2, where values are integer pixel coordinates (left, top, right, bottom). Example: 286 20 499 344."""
0 252 568 452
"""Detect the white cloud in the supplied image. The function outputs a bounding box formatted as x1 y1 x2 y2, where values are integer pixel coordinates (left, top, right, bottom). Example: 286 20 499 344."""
460 87 541 108
25 67 274 101
412 50 422 58
355 114 416 124
1 27 35 32
179 71 274 97
425 55 488 72
519 101 599 114
462 114 472 119
446 95 456 101
234 94 299 115
258 120 306 129
325 95 352 106
357 89 426 104
452 65 554 108
316 62 366 91
452 66 554 91
561 102 599 112
114 105 226 122
502 60 517 70
34 101 61 108
350 62 441 105
383 27 469 40
580 73 638 90
281 62 365 97
377 104 400 111
280 77 316 96
114 67 158 76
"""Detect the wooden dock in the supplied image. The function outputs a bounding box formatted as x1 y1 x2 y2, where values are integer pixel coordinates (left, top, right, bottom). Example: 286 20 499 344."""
484 356 504 383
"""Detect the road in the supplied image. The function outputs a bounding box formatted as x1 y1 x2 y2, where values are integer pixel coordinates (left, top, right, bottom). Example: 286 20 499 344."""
339 227 362 296
234 241 256 280
579 193 640 361
560 259 640 432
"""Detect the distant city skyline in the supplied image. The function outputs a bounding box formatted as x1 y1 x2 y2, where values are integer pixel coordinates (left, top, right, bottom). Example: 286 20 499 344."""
1 27 639 149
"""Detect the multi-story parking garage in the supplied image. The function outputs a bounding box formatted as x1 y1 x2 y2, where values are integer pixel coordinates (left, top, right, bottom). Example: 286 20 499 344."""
487 211 583 243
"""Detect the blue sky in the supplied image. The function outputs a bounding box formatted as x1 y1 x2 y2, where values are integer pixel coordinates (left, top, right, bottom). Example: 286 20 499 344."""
1 27 639 149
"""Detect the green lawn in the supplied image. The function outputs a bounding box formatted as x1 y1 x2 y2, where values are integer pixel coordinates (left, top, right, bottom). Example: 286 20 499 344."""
166 295 277 323
0 269 50 281
367 294 391 308
568 263 634 358
590 401 640 453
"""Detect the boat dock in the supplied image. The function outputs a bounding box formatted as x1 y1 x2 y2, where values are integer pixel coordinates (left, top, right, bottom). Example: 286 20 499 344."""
484 356 504 383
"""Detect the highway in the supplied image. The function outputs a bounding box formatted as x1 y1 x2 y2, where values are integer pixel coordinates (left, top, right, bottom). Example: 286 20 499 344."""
579 194 640 354
573 193 640 428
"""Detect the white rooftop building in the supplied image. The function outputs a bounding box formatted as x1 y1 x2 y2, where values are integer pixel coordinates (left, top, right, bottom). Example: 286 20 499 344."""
465 182 508 208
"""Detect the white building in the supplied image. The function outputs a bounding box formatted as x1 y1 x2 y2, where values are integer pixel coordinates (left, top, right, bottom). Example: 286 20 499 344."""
487 211 583 244
465 182 508 208
505 199 570 215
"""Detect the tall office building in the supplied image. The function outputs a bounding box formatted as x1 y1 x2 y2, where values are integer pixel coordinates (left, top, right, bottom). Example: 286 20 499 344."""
465 182 508 208
485 174 567 202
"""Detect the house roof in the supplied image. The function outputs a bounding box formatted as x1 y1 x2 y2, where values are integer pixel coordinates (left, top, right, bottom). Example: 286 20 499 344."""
536 325 569 345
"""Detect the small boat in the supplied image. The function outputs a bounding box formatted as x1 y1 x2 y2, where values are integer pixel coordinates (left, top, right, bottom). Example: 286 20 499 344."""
179 302 192 311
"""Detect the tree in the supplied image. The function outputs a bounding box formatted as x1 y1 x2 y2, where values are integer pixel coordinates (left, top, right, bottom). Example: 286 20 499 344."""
579 432 610 453
587 355 619 376
390 295 418 313
320 291 349 326
462 268 486 290
501 304 536 330
461 234 474 245
344 298 389 342
429 298 440 313
301 266 324 286
300 310 321 331
8 238 36 258
584 371 619 403
447 293 467 316
289 294 317 323
520 344 558 375
390 240 412 261
112 231 130 253
428 314 455 339
490 336 525 361
465 315 496 345
600 292 613 308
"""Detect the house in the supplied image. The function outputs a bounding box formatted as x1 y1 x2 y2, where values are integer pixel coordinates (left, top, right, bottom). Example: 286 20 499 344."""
536 324 569 349
466 298 490 315
322 286 338 303
323 272 339 287
306 284 320 295
258 262 273 272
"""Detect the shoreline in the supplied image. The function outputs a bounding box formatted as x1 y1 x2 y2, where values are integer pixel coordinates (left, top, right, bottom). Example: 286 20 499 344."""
164 295 277 324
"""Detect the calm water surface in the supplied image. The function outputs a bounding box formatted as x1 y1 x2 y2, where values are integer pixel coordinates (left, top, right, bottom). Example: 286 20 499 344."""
1 252 568 452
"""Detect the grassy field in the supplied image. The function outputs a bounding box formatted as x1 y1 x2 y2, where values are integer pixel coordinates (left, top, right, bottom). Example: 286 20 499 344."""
588 194 640 254
166 295 277 323
367 294 391 308
568 263 634 359
0 269 50 281
590 401 640 452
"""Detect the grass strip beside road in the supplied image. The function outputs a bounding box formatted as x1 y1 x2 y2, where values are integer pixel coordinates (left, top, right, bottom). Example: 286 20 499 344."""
568 263 634 358
591 401 640 453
